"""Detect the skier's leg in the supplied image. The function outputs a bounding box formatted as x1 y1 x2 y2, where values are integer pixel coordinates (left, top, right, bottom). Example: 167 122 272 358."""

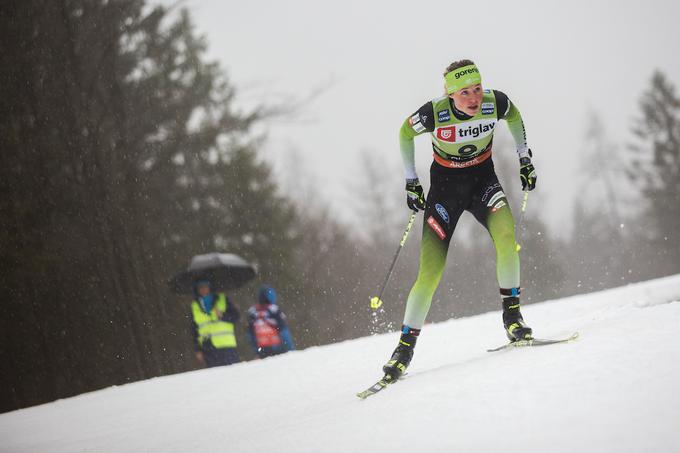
485 199 520 290
402 225 452 329
471 182 532 341
383 204 459 379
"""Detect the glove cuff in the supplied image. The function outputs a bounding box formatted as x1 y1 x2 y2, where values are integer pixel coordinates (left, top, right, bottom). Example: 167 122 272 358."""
406 178 420 186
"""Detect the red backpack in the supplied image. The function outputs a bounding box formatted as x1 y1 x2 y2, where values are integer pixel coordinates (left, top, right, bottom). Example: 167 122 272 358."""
253 308 282 348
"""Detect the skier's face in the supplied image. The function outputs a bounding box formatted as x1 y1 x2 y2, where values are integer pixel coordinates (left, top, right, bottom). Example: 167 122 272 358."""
450 83 483 116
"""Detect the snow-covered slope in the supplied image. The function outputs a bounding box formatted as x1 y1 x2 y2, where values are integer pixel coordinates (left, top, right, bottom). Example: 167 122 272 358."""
2 275 680 453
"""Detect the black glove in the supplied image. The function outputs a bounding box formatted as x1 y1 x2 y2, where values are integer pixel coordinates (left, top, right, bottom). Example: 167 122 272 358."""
519 157 537 191
405 179 426 211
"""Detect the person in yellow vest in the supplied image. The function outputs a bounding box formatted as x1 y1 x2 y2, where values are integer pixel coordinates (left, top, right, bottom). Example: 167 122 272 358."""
190 279 240 367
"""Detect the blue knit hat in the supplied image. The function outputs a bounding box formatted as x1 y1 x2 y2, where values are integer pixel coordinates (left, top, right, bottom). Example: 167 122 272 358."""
258 285 277 305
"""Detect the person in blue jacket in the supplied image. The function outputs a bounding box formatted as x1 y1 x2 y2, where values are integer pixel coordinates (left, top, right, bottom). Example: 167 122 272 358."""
247 285 295 359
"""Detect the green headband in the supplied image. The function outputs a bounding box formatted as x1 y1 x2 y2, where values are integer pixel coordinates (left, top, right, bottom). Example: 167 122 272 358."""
445 64 482 94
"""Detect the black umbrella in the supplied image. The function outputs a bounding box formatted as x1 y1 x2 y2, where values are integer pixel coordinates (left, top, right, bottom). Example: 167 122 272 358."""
169 252 256 294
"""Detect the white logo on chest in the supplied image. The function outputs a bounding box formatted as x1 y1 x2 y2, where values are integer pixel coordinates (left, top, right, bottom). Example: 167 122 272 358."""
433 119 497 143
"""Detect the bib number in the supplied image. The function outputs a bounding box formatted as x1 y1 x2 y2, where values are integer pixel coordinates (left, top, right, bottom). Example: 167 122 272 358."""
459 144 478 157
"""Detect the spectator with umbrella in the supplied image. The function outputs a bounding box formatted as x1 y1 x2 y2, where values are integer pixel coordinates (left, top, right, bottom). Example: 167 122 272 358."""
190 279 241 367
170 253 256 368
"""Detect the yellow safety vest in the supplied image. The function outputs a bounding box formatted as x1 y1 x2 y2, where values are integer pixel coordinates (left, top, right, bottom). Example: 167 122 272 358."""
191 293 237 349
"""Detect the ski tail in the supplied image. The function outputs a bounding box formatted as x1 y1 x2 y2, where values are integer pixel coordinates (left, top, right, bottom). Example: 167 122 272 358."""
487 332 579 352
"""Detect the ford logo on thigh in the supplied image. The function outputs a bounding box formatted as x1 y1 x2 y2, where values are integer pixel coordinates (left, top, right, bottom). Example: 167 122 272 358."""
435 203 449 223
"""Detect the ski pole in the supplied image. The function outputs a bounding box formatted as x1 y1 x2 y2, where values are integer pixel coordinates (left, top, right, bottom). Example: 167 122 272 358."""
370 211 417 309
515 191 529 252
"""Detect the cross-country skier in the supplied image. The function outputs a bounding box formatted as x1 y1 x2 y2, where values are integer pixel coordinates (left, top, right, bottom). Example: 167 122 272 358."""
382 59 537 380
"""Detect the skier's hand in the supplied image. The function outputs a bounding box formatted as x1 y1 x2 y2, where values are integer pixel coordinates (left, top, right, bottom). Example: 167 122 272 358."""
195 351 205 365
405 179 426 211
519 157 537 191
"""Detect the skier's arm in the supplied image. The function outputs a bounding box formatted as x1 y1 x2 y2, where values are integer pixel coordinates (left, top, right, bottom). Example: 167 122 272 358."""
399 102 435 180
495 90 536 190
494 90 531 160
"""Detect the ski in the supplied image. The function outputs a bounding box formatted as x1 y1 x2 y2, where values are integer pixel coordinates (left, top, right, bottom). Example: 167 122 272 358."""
359 333 579 398
487 332 579 352
356 375 399 399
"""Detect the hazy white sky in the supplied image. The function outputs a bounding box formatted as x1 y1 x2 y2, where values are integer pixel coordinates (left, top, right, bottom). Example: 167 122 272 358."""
166 0 680 236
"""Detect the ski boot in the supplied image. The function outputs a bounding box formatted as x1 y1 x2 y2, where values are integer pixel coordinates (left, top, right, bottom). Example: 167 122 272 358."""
382 325 420 380
502 295 533 342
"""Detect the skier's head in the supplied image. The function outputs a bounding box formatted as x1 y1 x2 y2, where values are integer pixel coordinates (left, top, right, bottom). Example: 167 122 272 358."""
258 285 277 305
444 59 483 116
193 279 212 297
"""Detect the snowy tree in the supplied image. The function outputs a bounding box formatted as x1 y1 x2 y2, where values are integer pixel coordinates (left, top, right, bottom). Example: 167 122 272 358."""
0 1 299 411
628 71 680 275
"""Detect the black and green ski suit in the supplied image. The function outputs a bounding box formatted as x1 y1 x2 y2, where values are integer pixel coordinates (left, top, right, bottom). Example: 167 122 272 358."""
399 89 531 329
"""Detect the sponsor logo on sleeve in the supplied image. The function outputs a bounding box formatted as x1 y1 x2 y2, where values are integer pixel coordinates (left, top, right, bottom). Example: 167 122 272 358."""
427 216 447 240
409 113 425 133
435 203 449 223
437 109 451 122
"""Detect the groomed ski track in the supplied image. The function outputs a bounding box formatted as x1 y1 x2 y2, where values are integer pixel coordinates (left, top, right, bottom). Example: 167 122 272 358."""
2 275 679 453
